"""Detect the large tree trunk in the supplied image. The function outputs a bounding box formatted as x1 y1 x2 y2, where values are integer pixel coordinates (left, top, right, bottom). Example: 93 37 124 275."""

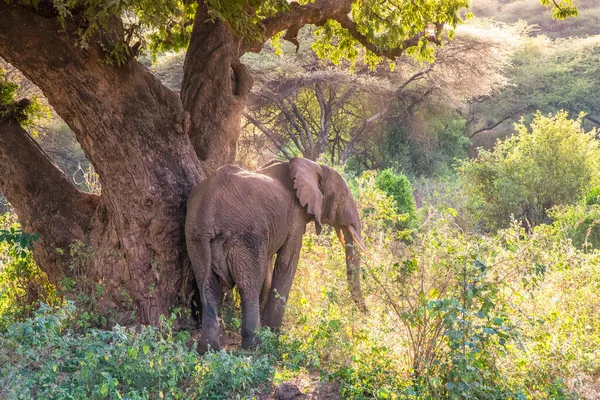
0 3 232 324
181 3 254 174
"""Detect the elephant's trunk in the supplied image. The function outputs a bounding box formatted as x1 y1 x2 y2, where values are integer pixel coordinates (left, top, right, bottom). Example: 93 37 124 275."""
338 226 370 314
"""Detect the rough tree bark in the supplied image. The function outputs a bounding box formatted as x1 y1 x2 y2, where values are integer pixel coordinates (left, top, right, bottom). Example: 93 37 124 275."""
181 3 254 174
0 118 98 281
0 3 206 324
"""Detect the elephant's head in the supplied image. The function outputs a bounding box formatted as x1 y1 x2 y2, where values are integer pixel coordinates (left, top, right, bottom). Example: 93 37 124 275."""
290 157 369 313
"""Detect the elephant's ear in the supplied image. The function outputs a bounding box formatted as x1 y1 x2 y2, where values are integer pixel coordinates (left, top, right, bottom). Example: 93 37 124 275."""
289 157 324 233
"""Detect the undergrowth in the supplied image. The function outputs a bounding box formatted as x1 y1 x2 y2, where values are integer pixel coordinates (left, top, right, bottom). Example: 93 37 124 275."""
1 173 599 399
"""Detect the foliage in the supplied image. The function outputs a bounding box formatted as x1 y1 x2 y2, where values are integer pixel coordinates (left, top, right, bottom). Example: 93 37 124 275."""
0 68 46 127
374 169 417 231
548 203 600 251
15 0 480 67
468 33 600 145
0 304 276 399
506 249 600 399
460 111 600 230
350 170 416 241
0 215 57 331
379 115 470 177
284 199 594 398
583 186 600 206
359 213 527 399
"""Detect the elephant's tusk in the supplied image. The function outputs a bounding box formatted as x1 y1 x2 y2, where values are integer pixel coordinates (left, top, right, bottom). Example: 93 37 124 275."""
348 225 374 260
336 227 346 246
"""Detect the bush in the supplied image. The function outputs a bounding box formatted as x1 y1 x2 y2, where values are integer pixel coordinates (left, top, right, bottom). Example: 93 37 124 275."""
0 215 57 331
584 186 600 205
375 168 417 229
548 203 600 251
460 111 600 230
0 304 276 399
374 169 417 231
286 208 583 398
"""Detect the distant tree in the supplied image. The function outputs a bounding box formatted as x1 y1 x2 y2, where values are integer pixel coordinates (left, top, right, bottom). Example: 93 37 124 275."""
467 33 600 148
245 20 516 168
245 69 392 163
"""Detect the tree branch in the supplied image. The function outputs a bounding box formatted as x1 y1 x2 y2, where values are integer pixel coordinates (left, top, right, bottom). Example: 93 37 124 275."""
468 107 529 138
244 0 353 53
0 117 98 280
583 115 600 127
243 112 292 159
397 67 434 93
341 110 386 162
243 0 442 60
335 15 443 60
290 101 315 149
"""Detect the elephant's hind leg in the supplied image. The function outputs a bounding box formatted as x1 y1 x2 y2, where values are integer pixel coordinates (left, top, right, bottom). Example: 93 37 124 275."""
259 256 275 318
198 270 222 353
231 238 269 350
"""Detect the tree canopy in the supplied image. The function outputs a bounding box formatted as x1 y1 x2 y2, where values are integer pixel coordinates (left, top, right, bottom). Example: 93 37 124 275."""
4 0 576 69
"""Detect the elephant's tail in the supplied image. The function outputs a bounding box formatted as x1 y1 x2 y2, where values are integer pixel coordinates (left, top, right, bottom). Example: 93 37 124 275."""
187 232 216 320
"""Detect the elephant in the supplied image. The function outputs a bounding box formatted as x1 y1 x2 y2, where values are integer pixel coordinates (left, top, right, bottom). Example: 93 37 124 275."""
185 157 369 353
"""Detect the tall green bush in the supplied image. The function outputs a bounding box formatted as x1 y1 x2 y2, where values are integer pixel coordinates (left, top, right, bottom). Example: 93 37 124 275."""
375 169 417 230
460 111 600 230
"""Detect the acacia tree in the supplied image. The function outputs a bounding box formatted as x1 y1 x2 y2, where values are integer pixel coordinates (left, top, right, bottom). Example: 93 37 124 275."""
0 0 572 324
245 71 392 164
244 20 516 168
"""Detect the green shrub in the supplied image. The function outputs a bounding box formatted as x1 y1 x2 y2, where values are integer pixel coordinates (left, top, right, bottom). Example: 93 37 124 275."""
460 111 600 230
548 203 600 251
0 303 276 399
374 169 417 230
584 186 600 205
0 215 57 331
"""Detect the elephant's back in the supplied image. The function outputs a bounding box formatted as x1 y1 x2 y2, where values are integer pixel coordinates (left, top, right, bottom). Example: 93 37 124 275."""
186 166 293 234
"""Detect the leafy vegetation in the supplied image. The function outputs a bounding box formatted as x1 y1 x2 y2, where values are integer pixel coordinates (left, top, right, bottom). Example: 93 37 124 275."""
468 33 600 148
374 169 417 231
0 215 56 331
0 303 276 399
460 111 600 230
2 161 600 398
